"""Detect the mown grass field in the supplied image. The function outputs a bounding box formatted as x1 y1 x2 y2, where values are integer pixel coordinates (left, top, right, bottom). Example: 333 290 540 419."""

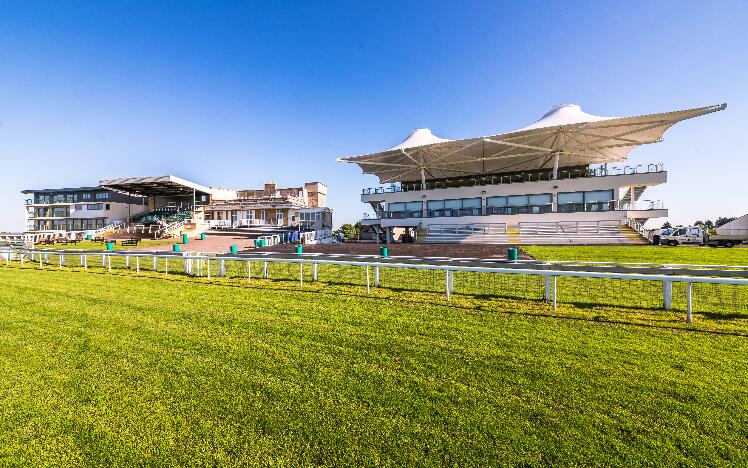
1 264 747 466
524 244 748 265
34 239 174 251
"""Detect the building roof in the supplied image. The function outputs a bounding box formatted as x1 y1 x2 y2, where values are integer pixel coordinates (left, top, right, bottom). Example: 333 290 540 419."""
99 175 214 197
21 186 103 194
339 103 726 183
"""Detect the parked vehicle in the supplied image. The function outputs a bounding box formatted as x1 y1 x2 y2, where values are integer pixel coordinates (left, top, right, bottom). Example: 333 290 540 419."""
659 226 748 247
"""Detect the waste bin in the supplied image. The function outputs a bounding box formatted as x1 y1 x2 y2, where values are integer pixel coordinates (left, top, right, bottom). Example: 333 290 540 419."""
86 234 92 240
260 239 267 247
173 244 181 252
105 242 114 251
200 233 206 240
507 247 518 261
230 245 238 254
182 233 189 244
380 246 389 257
295 245 303 254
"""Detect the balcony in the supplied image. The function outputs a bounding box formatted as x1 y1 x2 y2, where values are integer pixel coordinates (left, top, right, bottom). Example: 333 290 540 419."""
361 163 665 195
365 200 663 220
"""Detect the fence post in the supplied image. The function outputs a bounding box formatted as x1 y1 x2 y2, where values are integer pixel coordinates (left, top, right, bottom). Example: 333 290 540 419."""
263 261 268 279
102 254 105 267
39 255 43 269
165 257 168 276
663 280 673 310
207 258 211 279
445 269 450 301
686 282 692 323
84 255 87 270
108 256 111 273
366 265 370 294
300 263 303 288
21 254 24 267
544 275 551 302
59 254 63 269
552 276 557 310
126 256 130 269
153 256 157 271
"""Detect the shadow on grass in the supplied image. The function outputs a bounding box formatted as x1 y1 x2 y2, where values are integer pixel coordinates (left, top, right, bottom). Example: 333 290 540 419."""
6 264 748 338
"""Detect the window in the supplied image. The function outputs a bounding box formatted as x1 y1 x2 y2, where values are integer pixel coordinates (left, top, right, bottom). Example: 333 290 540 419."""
558 192 584 204
82 193 92 200
86 204 103 210
95 192 109 200
584 190 614 203
74 204 83 211
427 198 481 217
105 204 110 210
387 202 422 218
53 195 64 203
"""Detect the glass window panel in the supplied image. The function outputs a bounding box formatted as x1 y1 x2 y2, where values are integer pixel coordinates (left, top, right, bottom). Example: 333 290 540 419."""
427 200 445 209
486 197 507 207
405 202 422 211
507 195 529 206
461 198 481 208
388 203 406 212
528 193 552 205
584 190 614 202
558 192 584 203
444 199 461 209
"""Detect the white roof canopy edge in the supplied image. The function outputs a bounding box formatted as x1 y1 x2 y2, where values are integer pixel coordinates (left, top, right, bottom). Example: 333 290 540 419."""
338 103 726 184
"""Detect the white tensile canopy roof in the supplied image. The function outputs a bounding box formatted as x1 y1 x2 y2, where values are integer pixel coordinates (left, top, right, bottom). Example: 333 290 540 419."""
339 103 726 184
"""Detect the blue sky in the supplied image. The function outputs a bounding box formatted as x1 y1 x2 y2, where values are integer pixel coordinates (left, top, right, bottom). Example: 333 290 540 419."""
1 1 746 231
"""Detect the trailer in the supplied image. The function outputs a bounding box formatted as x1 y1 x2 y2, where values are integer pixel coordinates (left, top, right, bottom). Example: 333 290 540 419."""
660 226 748 247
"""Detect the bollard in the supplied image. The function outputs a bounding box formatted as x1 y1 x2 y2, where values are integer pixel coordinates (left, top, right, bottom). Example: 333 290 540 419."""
230 245 238 254
295 245 303 254
173 244 181 253
182 233 189 245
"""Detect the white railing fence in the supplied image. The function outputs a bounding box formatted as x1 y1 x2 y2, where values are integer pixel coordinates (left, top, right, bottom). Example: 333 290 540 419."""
2 247 746 324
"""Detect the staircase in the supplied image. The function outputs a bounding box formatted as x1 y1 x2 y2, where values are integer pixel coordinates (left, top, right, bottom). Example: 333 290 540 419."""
421 224 508 244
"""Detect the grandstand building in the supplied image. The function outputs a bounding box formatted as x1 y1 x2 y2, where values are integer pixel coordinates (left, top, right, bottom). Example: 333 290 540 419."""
22 176 331 239
340 103 725 244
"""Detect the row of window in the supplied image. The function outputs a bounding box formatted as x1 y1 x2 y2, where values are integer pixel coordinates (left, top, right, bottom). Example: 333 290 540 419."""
35 192 109 204
300 212 324 221
388 190 614 212
34 218 107 231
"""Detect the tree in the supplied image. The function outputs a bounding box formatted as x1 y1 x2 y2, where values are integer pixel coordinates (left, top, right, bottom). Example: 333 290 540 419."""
704 220 714 229
715 216 737 228
661 221 672 229
335 222 361 239
693 220 704 226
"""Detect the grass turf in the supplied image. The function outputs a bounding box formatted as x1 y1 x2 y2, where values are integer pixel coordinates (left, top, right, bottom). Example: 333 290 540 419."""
33 239 175 251
524 244 748 265
0 266 747 466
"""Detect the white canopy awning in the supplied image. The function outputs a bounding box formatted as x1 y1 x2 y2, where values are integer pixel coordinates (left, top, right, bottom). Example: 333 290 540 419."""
339 103 726 183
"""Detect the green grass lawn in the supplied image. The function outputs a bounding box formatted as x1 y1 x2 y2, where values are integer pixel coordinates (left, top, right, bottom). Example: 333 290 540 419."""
0 266 747 466
524 244 748 265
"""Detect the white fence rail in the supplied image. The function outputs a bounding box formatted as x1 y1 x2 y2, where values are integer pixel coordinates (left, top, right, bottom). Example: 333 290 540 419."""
2 247 746 324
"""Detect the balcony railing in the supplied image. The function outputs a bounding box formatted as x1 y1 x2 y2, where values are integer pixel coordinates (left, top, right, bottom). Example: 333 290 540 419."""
365 200 664 220
361 163 665 195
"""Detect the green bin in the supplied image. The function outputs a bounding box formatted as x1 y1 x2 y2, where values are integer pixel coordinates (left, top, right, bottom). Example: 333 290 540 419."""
105 242 114 251
380 246 389 257
173 244 181 252
182 233 189 244
260 239 267 247
86 234 92 240
507 247 518 261
200 233 206 240
295 245 303 254
230 245 238 254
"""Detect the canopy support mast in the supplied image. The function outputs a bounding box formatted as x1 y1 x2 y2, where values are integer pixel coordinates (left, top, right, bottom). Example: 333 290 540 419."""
552 153 560 180
420 168 426 190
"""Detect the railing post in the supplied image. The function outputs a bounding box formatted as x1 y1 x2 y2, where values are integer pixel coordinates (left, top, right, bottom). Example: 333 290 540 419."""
263 261 268 279
686 282 693 323
663 280 672 310
300 263 303 288
544 274 551 302
553 276 557 310
445 269 450 301
366 265 370 294
165 257 168 276
126 256 130 269
153 256 157 271
313 263 318 281
207 258 210 279
59 254 63 269
108 256 111 273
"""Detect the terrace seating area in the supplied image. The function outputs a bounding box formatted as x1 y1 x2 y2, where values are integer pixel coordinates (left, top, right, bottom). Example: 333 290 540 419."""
133 209 193 226
419 220 648 245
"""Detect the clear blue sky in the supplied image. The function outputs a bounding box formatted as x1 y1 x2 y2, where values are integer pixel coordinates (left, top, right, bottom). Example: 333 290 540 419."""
1 1 746 231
